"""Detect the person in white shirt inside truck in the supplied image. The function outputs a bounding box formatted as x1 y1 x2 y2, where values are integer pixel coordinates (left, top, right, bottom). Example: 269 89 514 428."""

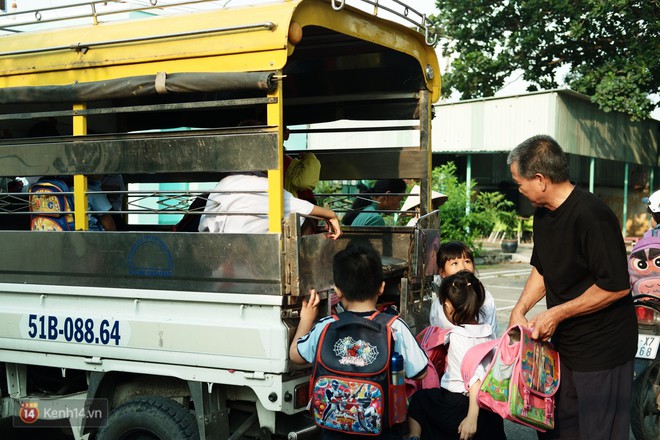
198 172 341 239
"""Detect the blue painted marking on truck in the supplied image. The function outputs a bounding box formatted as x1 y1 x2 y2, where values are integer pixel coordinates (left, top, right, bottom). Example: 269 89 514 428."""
127 235 174 277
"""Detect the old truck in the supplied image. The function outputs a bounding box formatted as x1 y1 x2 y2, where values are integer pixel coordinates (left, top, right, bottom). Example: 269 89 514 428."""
0 0 441 438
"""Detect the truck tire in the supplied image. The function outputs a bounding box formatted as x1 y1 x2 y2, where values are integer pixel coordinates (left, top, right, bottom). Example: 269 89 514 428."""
630 358 660 440
97 396 199 440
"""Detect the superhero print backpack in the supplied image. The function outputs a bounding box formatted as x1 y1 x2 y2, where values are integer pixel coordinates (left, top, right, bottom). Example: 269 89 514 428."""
309 311 406 435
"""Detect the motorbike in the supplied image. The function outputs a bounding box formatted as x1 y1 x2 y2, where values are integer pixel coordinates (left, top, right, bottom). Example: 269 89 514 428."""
631 293 660 440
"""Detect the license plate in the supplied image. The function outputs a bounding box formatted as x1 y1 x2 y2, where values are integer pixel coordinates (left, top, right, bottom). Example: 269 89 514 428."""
637 334 660 359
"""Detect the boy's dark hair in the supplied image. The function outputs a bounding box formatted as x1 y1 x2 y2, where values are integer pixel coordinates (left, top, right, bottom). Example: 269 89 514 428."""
333 245 383 302
437 241 474 270
439 270 485 326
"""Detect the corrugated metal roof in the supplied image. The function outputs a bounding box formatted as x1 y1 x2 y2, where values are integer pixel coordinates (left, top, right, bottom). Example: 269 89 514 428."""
433 89 659 166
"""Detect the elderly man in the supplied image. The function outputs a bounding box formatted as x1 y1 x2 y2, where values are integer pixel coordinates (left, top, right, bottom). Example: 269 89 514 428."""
507 134 636 440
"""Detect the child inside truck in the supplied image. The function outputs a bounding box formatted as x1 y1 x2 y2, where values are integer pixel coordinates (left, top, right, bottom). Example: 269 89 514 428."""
86 175 117 231
197 172 341 238
289 245 428 439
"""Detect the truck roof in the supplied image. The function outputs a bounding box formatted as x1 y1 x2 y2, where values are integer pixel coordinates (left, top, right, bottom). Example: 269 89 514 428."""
0 0 440 117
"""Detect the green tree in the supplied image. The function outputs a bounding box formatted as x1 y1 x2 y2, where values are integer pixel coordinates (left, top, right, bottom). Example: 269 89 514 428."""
433 162 515 250
432 0 659 120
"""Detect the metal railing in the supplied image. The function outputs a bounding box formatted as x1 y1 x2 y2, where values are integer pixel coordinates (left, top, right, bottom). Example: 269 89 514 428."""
0 0 218 33
1 0 437 46
328 0 438 46
0 188 421 220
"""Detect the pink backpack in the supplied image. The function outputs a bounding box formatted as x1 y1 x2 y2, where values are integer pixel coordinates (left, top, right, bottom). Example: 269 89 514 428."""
460 325 560 432
405 326 450 398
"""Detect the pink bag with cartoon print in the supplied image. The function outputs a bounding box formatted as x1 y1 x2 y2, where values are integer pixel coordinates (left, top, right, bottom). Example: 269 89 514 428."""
461 325 560 432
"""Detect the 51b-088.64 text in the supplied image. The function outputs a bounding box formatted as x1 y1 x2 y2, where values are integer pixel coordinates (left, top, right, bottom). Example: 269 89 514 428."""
27 314 121 345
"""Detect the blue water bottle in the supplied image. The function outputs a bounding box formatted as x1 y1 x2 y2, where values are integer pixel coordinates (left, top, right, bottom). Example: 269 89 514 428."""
391 351 404 385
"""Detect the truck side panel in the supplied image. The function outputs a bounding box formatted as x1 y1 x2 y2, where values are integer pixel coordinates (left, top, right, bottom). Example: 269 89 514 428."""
0 232 281 293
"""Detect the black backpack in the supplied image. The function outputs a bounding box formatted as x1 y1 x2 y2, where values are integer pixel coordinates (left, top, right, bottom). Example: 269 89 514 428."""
309 311 407 435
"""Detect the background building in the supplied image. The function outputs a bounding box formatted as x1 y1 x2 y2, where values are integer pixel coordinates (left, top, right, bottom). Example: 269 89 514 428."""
302 89 659 237
433 89 659 237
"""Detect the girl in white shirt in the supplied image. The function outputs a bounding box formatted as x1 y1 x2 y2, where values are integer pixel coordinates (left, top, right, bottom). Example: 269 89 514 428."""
406 271 506 440
430 241 499 336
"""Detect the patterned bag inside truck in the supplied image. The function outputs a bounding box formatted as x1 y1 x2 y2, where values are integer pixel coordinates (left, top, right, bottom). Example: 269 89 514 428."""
29 178 75 231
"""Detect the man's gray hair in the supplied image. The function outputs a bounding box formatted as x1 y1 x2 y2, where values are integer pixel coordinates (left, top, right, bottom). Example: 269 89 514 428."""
507 135 569 183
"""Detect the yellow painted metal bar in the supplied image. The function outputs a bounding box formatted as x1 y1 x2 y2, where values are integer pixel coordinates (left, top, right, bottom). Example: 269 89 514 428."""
267 77 284 234
0 1 439 103
0 53 288 89
72 104 89 231
0 2 293 86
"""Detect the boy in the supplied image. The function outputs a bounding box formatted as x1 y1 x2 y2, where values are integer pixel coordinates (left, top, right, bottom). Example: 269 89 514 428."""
289 245 428 439
87 175 117 231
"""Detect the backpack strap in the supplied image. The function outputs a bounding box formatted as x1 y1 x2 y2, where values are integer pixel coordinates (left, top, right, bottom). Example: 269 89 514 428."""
332 310 396 326
329 311 380 332
460 336 500 392
311 315 339 377
416 325 451 349
369 310 399 327
173 192 209 232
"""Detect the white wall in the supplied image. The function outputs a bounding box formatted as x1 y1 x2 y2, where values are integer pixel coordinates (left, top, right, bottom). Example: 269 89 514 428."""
432 93 556 152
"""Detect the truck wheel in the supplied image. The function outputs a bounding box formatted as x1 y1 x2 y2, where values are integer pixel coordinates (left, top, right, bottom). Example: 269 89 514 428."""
97 396 199 440
631 358 660 440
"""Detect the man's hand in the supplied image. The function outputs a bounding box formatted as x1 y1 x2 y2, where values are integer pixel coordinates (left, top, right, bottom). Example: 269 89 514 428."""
508 307 530 329
508 266 545 330
528 308 560 341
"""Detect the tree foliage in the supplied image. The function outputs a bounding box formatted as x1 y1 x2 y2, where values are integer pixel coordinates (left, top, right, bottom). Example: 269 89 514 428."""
433 162 515 250
431 0 659 120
